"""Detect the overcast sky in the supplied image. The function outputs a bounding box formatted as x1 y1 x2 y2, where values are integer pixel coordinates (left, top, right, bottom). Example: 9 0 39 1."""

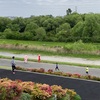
0 0 100 17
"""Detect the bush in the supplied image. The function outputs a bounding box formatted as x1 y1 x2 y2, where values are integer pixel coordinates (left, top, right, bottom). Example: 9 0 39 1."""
16 66 100 81
72 94 82 100
0 78 81 100
0 78 22 100
19 93 32 100
51 85 67 99
48 69 53 73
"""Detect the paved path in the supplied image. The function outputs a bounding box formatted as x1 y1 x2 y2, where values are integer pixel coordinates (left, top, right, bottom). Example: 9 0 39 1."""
0 58 100 77
0 51 100 77
0 52 100 65
0 52 100 100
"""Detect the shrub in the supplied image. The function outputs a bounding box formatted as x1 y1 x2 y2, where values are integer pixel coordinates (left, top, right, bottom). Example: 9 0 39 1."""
26 68 34 72
53 71 63 76
0 78 22 100
66 73 72 77
16 66 100 81
31 83 52 100
51 85 67 99
38 68 45 73
48 69 53 74
0 78 81 100
72 94 82 100
66 89 77 100
19 92 32 100
20 81 34 94
31 68 38 72
72 74 81 78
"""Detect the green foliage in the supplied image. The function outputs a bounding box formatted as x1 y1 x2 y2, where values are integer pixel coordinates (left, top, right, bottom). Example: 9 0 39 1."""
35 27 46 41
66 8 72 15
72 94 82 100
71 21 84 39
58 94 70 100
0 17 11 32
0 39 100 60
0 13 100 42
0 87 7 100
63 40 97 54
19 93 32 100
25 22 39 34
56 23 71 42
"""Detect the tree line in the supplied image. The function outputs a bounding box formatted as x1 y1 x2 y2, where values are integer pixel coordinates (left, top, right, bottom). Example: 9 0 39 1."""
0 12 100 43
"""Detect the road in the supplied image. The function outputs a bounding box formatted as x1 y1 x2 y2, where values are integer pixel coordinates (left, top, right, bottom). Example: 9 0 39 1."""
0 58 100 77
0 69 100 100
0 52 100 100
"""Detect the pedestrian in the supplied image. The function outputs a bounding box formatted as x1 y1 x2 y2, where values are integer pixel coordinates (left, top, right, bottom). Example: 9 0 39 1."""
55 63 59 71
24 55 28 63
86 66 89 74
11 56 16 74
38 54 41 62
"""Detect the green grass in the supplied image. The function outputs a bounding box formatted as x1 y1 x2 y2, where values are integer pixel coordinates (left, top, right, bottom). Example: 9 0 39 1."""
0 39 66 47
0 39 100 69
0 66 11 70
0 47 100 60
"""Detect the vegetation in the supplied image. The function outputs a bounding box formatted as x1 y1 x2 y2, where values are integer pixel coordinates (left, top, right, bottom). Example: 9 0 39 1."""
0 10 99 100
0 13 100 43
0 39 100 60
16 66 100 82
0 78 81 100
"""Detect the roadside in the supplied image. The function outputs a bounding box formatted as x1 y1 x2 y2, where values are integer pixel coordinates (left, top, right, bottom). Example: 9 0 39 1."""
0 51 100 66
0 51 100 77
0 69 100 100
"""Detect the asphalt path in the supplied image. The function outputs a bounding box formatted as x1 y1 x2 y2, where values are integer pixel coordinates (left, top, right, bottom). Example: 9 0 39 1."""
0 58 100 77
0 69 100 100
0 52 100 100
0 52 100 65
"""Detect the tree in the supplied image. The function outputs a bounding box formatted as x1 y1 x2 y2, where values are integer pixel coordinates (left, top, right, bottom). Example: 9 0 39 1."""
64 13 83 28
4 28 13 39
66 8 72 15
56 23 71 42
25 22 39 36
12 17 26 32
82 14 100 42
8 24 20 32
0 17 11 32
35 27 46 41
71 21 84 41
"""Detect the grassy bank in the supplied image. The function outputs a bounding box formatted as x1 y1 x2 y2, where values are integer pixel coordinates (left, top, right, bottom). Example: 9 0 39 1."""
0 39 100 60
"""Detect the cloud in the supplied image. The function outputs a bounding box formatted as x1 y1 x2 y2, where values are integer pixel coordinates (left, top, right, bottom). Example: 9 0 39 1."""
0 0 20 4
22 0 32 4
37 0 71 5
37 0 53 5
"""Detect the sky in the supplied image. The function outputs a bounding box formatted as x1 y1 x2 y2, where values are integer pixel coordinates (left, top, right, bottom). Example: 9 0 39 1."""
0 0 100 18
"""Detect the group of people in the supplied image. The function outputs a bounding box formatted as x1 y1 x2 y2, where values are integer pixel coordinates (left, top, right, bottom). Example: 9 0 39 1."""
55 63 89 74
11 56 89 75
24 54 41 63
11 55 29 74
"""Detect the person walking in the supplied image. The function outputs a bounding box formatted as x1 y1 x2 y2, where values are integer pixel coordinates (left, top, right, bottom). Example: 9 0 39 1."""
24 55 28 63
86 67 89 74
11 56 16 74
55 63 59 71
38 54 41 62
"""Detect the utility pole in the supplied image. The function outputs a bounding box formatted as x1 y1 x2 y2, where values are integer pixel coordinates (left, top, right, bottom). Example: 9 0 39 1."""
75 6 77 12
